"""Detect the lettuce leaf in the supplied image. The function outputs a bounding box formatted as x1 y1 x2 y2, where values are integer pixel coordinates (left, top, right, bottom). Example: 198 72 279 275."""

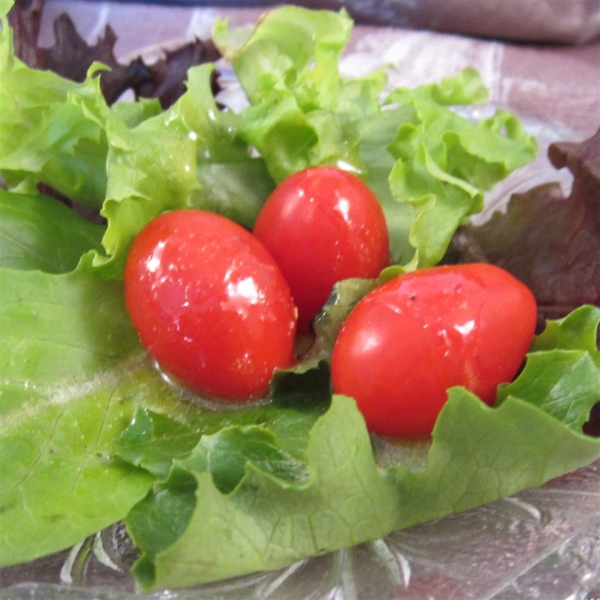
2 199 595 582
0 188 105 272
125 395 398 590
0 265 331 567
213 7 537 267
0 267 150 565
1 20 274 278
116 368 329 482
2 5 536 276
0 0 12 19
0 21 110 207
0 197 329 566
95 63 274 277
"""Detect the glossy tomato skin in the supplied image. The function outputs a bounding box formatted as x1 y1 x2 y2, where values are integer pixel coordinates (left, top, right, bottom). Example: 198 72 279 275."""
124 210 297 401
331 263 537 438
253 166 389 334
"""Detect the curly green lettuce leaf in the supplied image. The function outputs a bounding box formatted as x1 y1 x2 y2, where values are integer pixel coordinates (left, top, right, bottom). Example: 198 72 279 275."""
365 75 536 266
126 395 399 591
390 387 599 531
3 5 535 277
122 307 599 591
0 188 105 272
125 391 599 592
93 63 275 277
214 6 383 184
215 7 385 183
0 22 274 278
215 6 354 106
386 98 537 267
0 21 110 208
214 8 537 267
531 304 600 361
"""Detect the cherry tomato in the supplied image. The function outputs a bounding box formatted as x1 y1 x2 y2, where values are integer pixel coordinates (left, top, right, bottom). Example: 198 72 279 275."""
253 166 389 334
331 263 537 438
124 210 297 401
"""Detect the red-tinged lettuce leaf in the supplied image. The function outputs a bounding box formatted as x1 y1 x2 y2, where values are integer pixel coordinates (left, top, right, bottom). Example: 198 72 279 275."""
450 129 600 326
5 0 43 66
37 13 147 106
122 306 600 592
7 0 221 107
131 38 221 109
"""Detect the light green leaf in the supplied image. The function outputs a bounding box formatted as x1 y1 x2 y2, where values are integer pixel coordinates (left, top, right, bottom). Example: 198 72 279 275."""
95 64 274 277
1 1 13 19
392 388 600 530
386 72 537 267
0 268 142 564
182 426 308 494
215 10 536 267
496 305 600 429
0 189 105 273
127 395 398 590
126 382 600 591
531 304 600 364
497 351 599 430
0 24 110 207
0 366 154 566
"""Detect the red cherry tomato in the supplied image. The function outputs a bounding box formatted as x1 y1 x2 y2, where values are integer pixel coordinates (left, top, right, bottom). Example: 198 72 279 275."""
253 166 389 334
124 210 297 401
331 263 537 438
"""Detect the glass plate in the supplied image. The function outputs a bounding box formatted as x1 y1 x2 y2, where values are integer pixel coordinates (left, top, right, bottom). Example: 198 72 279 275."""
0 52 598 600
1 461 598 599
